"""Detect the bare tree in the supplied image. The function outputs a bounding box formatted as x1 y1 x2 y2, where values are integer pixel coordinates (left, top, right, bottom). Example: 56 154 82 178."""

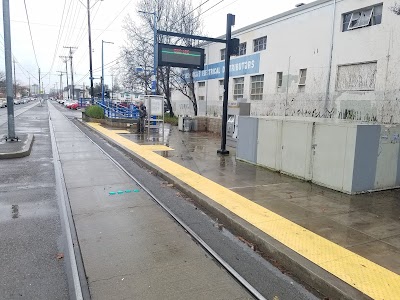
120 0 203 116
390 2 400 15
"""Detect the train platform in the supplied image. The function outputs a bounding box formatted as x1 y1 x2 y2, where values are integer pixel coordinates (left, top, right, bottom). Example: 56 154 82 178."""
81 115 400 299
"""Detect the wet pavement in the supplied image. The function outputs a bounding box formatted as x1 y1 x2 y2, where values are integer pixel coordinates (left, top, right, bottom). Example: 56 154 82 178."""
116 124 400 277
47 102 400 299
0 102 69 299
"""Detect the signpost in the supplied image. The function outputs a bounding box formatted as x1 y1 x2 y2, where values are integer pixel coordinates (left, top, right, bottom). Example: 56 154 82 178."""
157 13 238 155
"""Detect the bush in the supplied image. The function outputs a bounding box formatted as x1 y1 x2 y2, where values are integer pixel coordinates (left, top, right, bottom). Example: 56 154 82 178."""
85 105 104 119
164 114 178 126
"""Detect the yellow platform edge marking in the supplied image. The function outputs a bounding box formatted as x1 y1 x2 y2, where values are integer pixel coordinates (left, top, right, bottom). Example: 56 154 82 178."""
140 145 174 151
87 122 400 299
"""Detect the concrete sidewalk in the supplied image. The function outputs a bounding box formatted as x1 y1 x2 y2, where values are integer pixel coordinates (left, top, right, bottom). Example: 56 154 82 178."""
84 119 400 299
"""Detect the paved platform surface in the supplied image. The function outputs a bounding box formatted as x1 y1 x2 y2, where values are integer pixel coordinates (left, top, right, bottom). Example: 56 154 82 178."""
83 116 400 299
48 102 258 300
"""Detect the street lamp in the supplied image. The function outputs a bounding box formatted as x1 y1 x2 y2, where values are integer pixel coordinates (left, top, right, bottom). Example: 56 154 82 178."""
138 1 158 95
77 0 103 104
102 40 114 105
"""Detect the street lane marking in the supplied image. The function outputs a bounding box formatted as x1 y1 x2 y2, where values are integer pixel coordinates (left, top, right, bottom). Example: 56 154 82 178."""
88 122 400 299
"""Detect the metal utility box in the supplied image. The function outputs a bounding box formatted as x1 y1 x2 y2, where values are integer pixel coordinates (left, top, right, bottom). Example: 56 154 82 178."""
237 116 258 164
238 116 400 194
256 118 282 171
227 102 251 148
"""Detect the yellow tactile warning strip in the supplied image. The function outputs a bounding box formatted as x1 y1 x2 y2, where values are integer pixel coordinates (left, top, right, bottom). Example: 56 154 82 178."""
111 129 131 134
88 122 400 299
140 145 174 151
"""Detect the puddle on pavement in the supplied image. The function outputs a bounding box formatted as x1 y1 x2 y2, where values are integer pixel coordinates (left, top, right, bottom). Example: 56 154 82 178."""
12 205 19 219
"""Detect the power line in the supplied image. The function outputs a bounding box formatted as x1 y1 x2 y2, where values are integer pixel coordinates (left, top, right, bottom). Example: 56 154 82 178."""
92 0 133 43
202 0 241 17
45 0 68 78
23 0 40 68
171 0 213 27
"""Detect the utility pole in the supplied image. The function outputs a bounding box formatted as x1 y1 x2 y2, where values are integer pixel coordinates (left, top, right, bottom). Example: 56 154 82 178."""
57 71 63 99
3 0 16 139
38 68 41 97
28 76 30 97
86 0 95 104
13 58 16 98
64 46 77 101
60 56 70 99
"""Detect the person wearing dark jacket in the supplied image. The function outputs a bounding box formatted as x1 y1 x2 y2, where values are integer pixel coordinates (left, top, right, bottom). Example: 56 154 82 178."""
137 101 147 133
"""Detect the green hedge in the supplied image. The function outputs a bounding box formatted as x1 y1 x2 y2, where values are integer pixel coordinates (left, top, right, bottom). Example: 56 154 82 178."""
164 114 178 126
85 105 104 119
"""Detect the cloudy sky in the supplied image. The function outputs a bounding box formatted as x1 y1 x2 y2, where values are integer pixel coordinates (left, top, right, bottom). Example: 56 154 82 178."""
0 0 306 91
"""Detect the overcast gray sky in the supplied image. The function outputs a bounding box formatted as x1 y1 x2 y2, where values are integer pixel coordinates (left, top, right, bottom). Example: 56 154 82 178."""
0 0 306 91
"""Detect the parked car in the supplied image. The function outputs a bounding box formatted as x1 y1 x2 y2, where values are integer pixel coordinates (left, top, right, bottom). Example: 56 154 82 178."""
0 99 6 108
70 102 79 110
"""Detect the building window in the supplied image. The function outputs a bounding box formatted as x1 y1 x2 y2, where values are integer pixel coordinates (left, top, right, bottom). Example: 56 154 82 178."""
250 75 264 100
336 62 377 91
198 81 205 88
298 69 307 86
238 42 246 56
253 36 267 52
233 77 244 100
219 79 224 86
276 72 283 88
220 48 226 60
198 96 205 101
342 4 382 32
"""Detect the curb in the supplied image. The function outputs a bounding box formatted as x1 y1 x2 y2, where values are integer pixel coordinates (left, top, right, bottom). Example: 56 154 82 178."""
77 120 371 300
0 134 34 159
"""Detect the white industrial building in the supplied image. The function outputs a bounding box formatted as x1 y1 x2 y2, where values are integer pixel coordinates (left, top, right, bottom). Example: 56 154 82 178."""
172 0 400 124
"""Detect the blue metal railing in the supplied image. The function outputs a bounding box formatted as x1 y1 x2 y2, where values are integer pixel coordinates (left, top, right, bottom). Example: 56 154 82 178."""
95 100 139 119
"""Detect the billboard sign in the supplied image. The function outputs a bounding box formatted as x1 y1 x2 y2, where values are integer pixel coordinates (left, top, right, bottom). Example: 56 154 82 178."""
158 43 205 70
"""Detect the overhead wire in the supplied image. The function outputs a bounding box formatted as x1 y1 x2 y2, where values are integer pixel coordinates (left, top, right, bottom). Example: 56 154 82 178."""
42 0 68 79
23 0 40 69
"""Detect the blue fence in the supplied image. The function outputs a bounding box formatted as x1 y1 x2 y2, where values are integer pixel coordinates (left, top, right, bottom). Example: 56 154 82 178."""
96 100 139 119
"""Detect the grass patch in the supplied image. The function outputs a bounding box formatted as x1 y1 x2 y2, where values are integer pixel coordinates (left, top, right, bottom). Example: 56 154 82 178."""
164 114 178 126
85 105 104 119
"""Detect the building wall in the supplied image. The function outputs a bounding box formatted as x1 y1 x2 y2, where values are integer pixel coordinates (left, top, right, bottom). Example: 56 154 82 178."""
171 0 400 123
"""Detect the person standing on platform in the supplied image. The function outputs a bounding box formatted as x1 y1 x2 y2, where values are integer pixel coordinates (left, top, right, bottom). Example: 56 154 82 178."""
137 101 147 133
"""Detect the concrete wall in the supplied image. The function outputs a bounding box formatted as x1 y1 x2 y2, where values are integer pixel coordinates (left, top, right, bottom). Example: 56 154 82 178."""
171 0 400 124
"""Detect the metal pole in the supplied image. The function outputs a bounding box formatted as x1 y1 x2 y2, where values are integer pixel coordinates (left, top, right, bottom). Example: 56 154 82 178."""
13 58 16 98
65 60 69 99
3 0 15 139
217 14 235 155
38 68 41 97
69 49 75 101
102 40 104 105
87 0 95 104
152 2 158 95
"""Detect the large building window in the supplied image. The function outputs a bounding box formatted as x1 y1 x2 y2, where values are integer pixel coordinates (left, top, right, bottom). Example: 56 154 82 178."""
220 48 226 60
250 75 264 100
342 4 382 32
233 77 245 100
198 81 205 88
253 36 267 52
238 42 246 56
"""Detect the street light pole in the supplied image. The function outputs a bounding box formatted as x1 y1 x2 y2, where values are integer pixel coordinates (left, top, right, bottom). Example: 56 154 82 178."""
2 0 16 140
87 0 95 104
102 40 113 105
